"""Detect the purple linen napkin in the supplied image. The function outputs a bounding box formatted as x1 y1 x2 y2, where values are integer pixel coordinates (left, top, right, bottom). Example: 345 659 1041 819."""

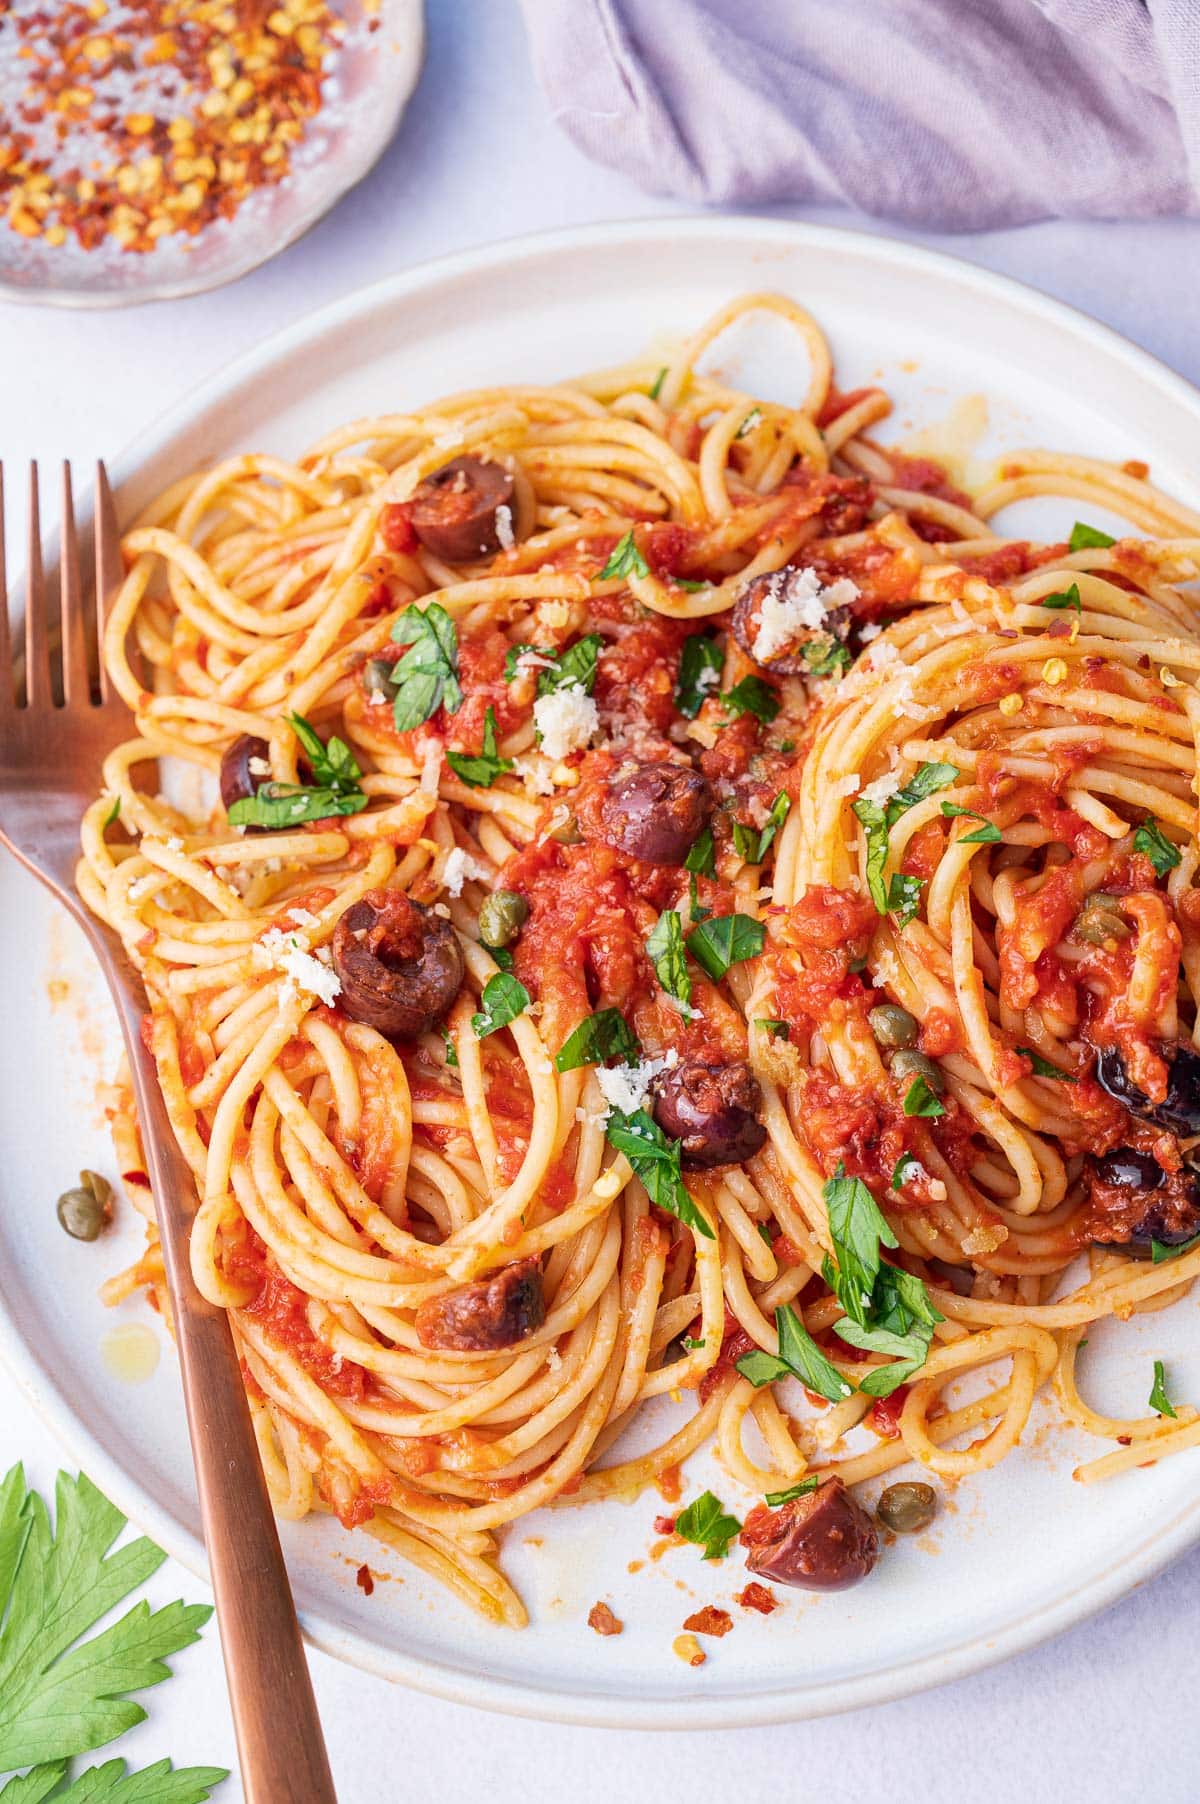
520 0 1200 229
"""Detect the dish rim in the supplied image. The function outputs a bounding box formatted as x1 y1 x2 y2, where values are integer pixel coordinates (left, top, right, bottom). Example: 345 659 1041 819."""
3 212 1200 1726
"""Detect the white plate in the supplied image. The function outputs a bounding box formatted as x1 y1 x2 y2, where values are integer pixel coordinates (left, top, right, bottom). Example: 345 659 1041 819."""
0 0 425 308
4 218 1200 1728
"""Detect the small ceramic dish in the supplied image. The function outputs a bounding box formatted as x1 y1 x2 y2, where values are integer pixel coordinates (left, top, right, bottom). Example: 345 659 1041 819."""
0 0 424 308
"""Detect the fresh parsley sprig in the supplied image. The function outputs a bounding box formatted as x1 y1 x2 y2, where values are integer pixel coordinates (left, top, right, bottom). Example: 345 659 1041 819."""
390 602 462 730
721 676 781 724
1039 582 1081 613
818 1165 943 1395
1149 1359 1177 1419
675 635 724 718
598 530 650 581
471 973 531 1039
554 1009 639 1073
852 761 959 917
445 706 513 789
227 714 368 829
646 910 691 1008
732 793 791 865
0 1468 224 1800
604 1110 714 1240
673 1492 741 1561
1133 815 1182 878
735 1304 854 1404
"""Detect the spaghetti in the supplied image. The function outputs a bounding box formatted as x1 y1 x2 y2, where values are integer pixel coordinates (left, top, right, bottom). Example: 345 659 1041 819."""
79 293 1200 1623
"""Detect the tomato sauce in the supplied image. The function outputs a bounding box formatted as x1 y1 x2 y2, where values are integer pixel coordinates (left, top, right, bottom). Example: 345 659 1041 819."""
224 1225 369 1401
767 886 875 1037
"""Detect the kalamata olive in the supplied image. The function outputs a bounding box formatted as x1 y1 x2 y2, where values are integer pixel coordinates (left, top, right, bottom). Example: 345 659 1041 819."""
731 569 853 677
415 1257 545 1351
56 1169 113 1242
652 1059 766 1169
1084 1146 1200 1253
740 1475 879 1591
219 734 272 811
478 890 528 948
1073 892 1131 947
408 456 515 563
1095 1042 1200 1136
876 1481 937 1534
891 1048 944 1094
869 1004 918 1049
596 763 713 866
331 889 463 1039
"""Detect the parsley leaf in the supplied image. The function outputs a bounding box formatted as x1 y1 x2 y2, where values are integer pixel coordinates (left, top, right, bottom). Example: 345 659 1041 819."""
821 1165 898 1329
755 1018 789 1040
887 762 960 819
648 367 667 401
390 602 462 729
8 1758 229 1802
226 714 367 829
675 634 724 718
736 1305 853 1403
484 943 514 972
886 872 924 926
732 793 791 866
554 1009 639 1073
101 797 120 830
598 530 649 581
604 1110 714 1240
1151 1232 1200 1264
686 913 764 981
503 641 545 681
646 910 691 1007
721 676 781 724
800 636 851 678
445 705 513 789
673 1492 741 1561
902 1076 944 1118
441 1027 459 1069
736 407 762 439
1069 522 1116 551
470 973 531 1039
1040 582 1081 613
853 762 958 915
941 802 1002 843
1133 815 1182 877
763 1477 820 1507
0 1468 219 1778
1016 1046 1077 1082
834 1263 943 1396
891 1151 919 1190
537 635 605 698
1149 1358 1177 1419
684 828 715 879
680 1335 706 1351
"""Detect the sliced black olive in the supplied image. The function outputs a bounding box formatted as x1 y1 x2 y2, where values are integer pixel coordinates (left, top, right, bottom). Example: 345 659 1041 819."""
331 890 463 1039
415 1257 544 1351
1095 1043 1200 1136
596 763 713 866
652 1059 766 1169
740 1476 879 1591
1084 1146 1200 1253
219 734 272 811
732 570 853 677
409 456 515 562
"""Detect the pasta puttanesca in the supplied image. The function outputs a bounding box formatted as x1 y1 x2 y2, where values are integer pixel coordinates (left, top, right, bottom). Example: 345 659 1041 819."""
80 292 1200 1622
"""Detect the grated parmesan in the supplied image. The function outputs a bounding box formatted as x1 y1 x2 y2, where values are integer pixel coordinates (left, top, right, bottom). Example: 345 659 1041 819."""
593 1049 678 1119
442 846 490 898
247 755 272 778
494 503 516 551
747 566 860 663
253 927 341 1007
533 684 600 761
858 770 903 808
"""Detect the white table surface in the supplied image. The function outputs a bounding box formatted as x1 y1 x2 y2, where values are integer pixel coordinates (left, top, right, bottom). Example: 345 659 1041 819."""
3 4 1200 1798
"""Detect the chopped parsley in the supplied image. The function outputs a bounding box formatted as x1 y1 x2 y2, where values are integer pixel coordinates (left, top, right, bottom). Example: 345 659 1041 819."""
681 1335 706 1352
1149 1358 1177 1420
941 802 1002 843
891 1151 920 1190
1040 582 1081 612
101 795 120 828
732 793 791 865
445 705 513 788
853 761 958 916
599 529 650 581
886 872 924 927
1151 1232 1200 1264
1133 815 1182 877
648 366 667 401
227 713 368 829
390 602 462 730
801 635 852 678
470 973 531 1039
1016 1046 1077 1082
1069 521 1116 551
764 1476 820 1506
673 1491 741 1561
735 1304 853 1403
819 1164 943 1395
903 1076 945 1118
554 1008 639 1072
675 634 724 717
721 675 781 724
737 407 762 439
755 1018 790 1041
604 1110 714 1240
646 909 692 1008
684 827 716 878
686 912 764 981
441 1028 459 1069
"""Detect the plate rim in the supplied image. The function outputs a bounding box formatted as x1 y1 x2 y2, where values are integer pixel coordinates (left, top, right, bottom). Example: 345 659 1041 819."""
4 212 1200 1726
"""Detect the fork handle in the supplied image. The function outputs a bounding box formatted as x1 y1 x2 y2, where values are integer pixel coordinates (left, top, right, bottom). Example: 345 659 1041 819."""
108 973 339 1804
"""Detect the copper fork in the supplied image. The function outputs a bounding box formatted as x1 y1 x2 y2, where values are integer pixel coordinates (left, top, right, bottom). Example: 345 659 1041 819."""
0 463 338 1804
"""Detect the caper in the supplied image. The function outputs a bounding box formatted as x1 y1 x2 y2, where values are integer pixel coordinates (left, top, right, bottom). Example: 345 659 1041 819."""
478 889 529 948
56 1169 113 1242
876 1481 937 1535
1074 892 1131 947
549 815 583 846
890 1048 944 1094
363 657 396 700
868 1004 919 1049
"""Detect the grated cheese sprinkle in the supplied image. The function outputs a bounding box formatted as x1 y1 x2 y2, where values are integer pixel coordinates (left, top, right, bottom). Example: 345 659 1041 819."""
533 684 600 761
748 566 859 663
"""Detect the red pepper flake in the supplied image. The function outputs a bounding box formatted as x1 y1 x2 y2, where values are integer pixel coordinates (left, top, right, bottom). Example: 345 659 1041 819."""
682 1605 733 1638
355 1563 374 1596
653 1514 677 1537
586 1600 623 1637
735 1582 777 1615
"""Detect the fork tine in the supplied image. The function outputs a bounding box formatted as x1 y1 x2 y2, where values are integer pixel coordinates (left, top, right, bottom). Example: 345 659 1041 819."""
94 460 121 701
60 462 90 706
24 463 50 710
0 464 11 713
